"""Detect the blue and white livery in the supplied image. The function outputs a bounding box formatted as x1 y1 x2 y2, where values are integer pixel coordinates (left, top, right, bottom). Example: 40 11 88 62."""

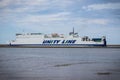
9 28 106 47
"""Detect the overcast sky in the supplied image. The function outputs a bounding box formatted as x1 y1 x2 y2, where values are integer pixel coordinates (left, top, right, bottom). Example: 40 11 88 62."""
0 0 120 44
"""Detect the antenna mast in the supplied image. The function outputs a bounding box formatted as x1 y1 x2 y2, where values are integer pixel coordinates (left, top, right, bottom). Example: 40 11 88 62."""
73 27 74 34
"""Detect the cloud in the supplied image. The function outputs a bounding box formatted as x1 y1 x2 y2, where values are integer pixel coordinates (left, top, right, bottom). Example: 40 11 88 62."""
0 0 75 24
85 19 109 25
73 18 109 25
16 15 109 29
82 3 120 11
0 0 49 14
0 0 48 7
0 0 75 14
0 0 11 8
17 12 70 23
0 0 116 28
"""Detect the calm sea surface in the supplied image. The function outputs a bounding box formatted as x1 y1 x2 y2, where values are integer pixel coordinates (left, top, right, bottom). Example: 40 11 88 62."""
0 48 120 80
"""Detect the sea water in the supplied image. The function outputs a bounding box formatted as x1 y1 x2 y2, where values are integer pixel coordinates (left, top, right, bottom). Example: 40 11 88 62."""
0 48 120 80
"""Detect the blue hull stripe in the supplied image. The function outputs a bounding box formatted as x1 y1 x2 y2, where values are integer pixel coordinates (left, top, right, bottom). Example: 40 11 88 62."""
10 44 106 47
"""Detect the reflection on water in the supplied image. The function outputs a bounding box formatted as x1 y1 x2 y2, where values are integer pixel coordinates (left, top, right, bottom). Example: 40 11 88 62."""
0 48 120 80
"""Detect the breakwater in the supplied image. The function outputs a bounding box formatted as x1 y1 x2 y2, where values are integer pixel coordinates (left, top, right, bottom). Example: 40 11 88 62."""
0 44 120 48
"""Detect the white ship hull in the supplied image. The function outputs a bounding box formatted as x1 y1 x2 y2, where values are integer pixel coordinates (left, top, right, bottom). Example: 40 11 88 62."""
9 29 106 47
9 36 106 47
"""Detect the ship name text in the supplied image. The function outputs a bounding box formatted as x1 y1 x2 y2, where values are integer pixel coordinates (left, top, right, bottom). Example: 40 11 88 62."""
42 40 76 44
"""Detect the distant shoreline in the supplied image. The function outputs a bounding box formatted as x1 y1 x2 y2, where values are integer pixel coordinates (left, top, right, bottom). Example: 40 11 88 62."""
0 44 120 48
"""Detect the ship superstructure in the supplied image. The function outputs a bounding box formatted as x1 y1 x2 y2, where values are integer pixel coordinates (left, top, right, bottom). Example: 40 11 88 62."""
9 28 106 47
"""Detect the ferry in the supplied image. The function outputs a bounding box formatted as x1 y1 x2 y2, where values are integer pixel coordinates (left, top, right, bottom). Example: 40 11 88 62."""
9 28 106 47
